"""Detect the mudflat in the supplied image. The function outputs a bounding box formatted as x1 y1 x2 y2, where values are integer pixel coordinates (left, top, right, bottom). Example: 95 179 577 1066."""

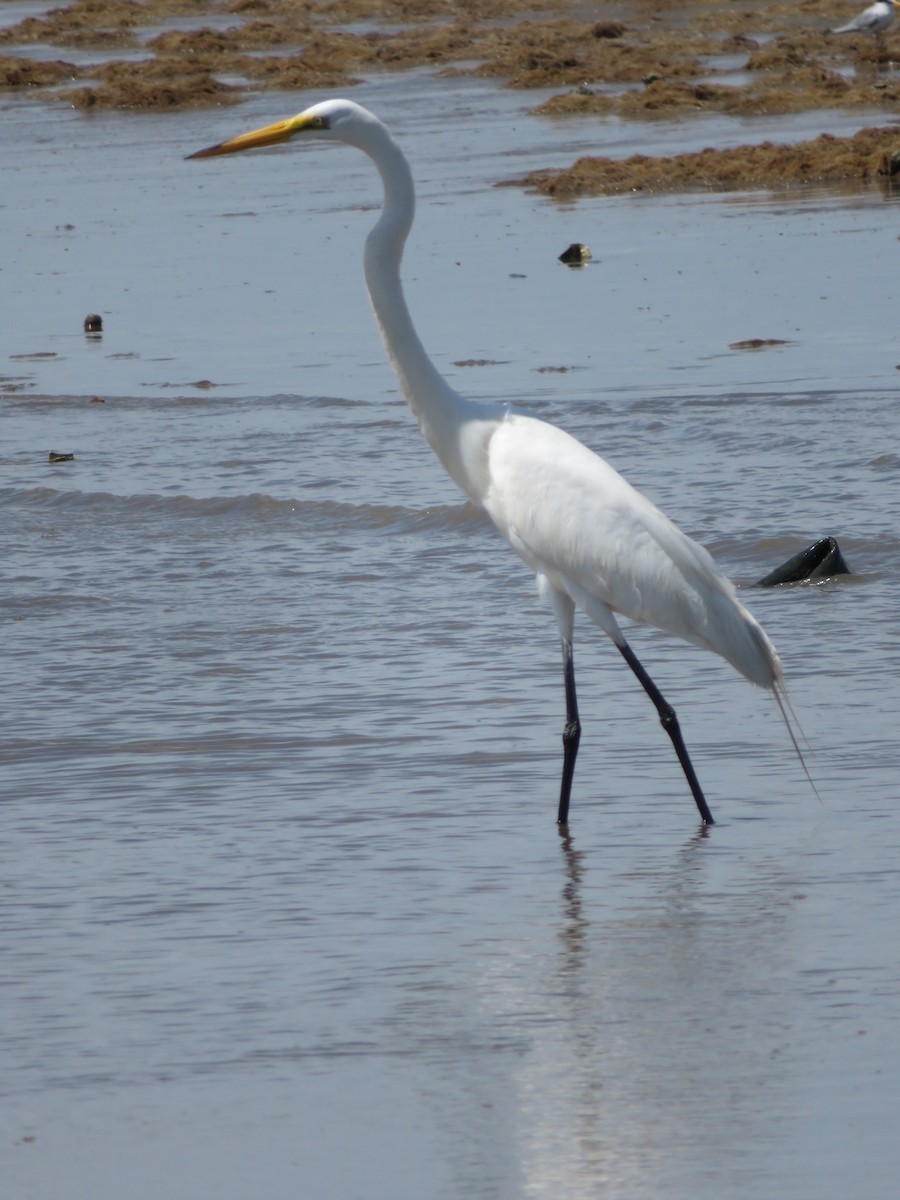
3 0 900 194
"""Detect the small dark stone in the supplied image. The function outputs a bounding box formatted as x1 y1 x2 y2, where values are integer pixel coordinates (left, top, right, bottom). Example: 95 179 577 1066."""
559 242 592 266
592 22 626 39
729 337 789 350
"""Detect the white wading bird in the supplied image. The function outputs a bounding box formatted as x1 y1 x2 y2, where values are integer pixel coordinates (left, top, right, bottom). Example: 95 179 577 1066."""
189 99 798 828
831 0 896 37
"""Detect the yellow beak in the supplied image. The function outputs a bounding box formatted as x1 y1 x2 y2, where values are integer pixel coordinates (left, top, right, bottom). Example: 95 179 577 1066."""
187 114 309 160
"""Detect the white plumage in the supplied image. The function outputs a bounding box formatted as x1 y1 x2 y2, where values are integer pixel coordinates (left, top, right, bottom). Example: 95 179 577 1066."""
189 99 790 828
483 415 777 686
831 0 896 36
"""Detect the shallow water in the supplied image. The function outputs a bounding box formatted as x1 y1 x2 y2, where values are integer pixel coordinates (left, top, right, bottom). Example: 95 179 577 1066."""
3 72 900 1199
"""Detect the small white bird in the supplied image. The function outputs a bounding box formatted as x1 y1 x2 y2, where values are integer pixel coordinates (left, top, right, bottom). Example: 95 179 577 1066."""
831 0 896 36
189 100 803 828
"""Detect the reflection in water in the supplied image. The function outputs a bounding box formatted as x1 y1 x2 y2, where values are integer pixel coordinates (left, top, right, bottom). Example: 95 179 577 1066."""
558 829 588 978
505 830 799 1199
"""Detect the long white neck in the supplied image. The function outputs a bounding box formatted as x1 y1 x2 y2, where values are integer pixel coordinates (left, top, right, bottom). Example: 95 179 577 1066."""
355 118 498 500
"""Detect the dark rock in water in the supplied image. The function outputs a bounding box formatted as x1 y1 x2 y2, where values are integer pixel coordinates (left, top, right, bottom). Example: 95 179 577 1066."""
757 536 851 586
48 451 75 463
728 337 789 351
559 242 592 266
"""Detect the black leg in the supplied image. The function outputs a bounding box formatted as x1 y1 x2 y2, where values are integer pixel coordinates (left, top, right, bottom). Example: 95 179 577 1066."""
557 638 581 826
617 640 715 825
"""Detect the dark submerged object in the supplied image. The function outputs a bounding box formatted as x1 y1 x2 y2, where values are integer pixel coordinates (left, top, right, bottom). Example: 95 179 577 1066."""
83 313 103 333
757 537 851 586
48 451 74 463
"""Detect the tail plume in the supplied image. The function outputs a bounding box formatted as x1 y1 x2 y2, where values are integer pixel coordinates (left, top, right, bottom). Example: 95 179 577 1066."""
773 682 821 802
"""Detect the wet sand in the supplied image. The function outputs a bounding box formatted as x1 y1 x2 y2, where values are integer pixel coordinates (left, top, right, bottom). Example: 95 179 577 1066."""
2 0 900 194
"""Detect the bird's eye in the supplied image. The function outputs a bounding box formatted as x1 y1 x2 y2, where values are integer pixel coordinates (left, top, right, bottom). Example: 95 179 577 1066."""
310 115 329 130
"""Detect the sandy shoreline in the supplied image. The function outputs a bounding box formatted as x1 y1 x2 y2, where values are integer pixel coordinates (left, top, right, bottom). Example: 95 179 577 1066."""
2 0 900 193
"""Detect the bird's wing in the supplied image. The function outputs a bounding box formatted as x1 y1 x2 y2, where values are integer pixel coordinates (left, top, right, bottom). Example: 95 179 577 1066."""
483 414 778 685
854 6 884 29
484 414 724 624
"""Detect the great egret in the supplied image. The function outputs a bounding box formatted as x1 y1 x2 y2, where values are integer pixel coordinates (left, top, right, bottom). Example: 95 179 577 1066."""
189 99 790 827
830 0 896 37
